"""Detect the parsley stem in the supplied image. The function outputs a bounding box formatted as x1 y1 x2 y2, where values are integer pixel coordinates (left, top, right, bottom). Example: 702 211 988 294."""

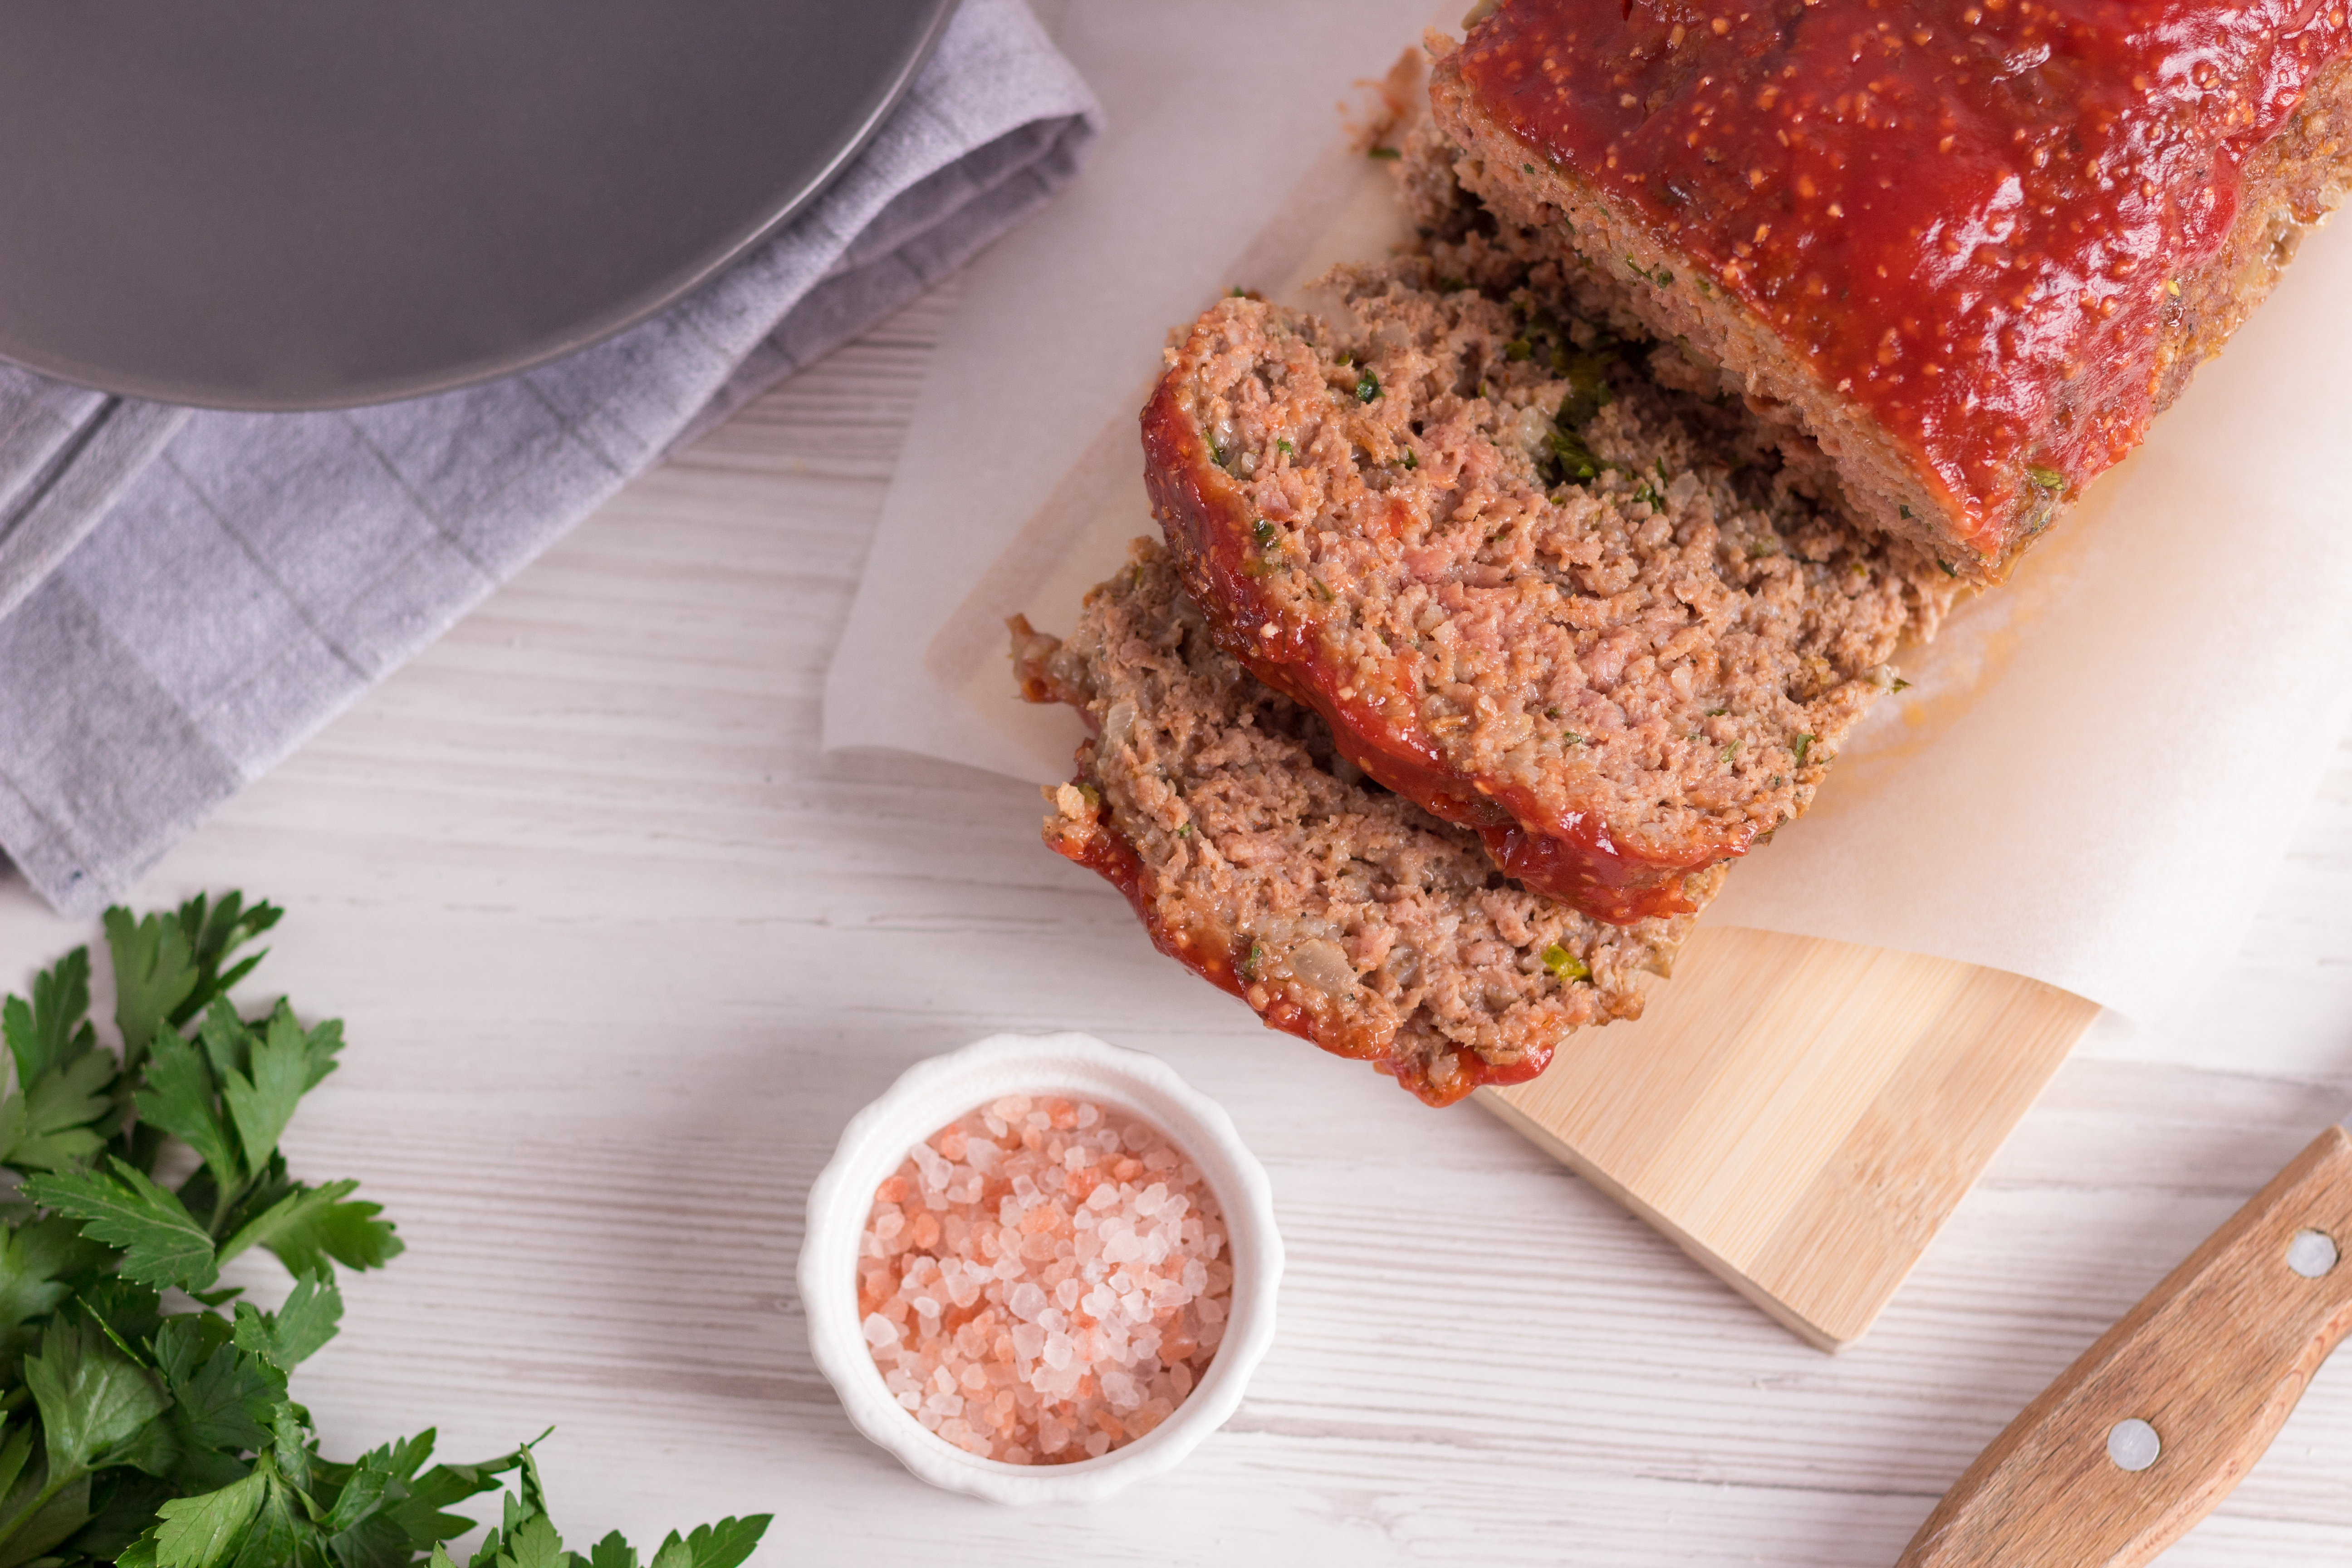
209 1180 243 1237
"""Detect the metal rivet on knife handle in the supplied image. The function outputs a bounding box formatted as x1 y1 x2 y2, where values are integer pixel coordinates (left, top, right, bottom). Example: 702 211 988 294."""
2105 1418 2160 1472
2286 1228 2337 1279
1894 1122 2352 1568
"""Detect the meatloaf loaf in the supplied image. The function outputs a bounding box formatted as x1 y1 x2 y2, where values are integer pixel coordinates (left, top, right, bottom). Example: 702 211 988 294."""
1431 0 2352 580
1011 540 1712 1106
1141 263 1952 924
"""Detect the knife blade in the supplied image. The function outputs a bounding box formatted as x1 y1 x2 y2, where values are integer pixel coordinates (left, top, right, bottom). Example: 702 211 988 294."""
1896 1121 2352 1568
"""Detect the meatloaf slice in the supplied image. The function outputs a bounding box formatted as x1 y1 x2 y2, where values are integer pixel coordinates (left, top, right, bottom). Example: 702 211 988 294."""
1142 265 1951 925
1011 540 1711 1107
1430 2 2352 580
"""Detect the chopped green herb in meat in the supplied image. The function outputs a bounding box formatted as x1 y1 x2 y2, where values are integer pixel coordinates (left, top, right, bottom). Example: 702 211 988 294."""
1540 944 1591 983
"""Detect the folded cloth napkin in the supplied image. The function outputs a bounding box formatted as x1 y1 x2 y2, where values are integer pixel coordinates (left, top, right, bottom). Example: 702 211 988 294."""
0 0 1099 917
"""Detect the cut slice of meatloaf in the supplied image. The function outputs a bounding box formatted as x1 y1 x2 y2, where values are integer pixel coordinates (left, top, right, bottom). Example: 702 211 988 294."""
1011 540 1712 1107
1430 2 2352 581
1141 264 1952 925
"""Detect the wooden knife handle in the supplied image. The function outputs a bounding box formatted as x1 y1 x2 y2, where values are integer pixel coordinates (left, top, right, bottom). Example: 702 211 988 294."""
1897 1123 2352 1568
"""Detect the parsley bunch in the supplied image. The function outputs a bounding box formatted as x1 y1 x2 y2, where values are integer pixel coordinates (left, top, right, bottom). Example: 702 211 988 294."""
0 894 770 1568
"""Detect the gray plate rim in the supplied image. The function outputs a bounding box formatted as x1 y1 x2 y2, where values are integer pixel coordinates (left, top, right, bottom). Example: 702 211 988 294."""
0 0 961 413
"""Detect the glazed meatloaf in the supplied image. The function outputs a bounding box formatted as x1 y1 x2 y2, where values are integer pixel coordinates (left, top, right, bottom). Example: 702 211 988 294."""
1011 541 1714 1106
1141 263 1953 924
1431 0 2352 580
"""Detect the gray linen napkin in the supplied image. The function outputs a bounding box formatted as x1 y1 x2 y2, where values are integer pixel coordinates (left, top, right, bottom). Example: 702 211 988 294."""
0 0 1100 916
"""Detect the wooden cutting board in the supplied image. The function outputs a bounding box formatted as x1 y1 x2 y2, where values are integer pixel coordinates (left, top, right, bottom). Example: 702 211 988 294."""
1480 927 2098 1351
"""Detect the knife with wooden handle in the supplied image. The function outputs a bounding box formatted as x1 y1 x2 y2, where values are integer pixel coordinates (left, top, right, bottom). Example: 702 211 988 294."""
1897 1122 2352 1568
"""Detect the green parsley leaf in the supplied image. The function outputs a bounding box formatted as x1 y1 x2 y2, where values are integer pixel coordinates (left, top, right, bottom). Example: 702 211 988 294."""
153 1326 274 1472
218 1180 400 1280
0 1050 117 1174
648 1516 772 1568
147 1464 269 1568
25 1315 171 1480
3 946 95 1088
381 1435 517 1548
132 1031 238 1197
230 1274 342 1373
172 894 283 1034
1366 145 1400 160
103 911 198 1070
1353 369 1380 402
0 1425 35 1524
502 1514 568 1568
1793 734 1816 766
0 1219 103 1352
588 1530 641 1568
24 1161 218 1291
2024 464 2064 490
217 1002 326 1180
316 1445 402 1537
1 1469 97 1566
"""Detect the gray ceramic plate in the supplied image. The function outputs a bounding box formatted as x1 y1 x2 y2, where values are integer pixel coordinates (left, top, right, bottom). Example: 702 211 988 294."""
0 0 958 410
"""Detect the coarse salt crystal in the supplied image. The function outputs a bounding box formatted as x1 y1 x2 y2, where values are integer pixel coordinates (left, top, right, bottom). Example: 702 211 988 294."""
855 1096 1232 1466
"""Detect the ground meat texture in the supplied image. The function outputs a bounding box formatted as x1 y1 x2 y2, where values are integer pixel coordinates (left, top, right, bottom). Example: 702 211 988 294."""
1141 264 1951 925
1011 541 1709 1107
1430 4 2352 581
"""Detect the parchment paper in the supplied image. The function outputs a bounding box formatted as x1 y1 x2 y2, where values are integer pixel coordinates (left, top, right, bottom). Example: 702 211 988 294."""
826 0 2352 1022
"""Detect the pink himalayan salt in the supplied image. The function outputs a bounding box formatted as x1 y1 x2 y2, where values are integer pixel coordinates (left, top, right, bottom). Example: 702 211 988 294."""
857 1094 1231 1465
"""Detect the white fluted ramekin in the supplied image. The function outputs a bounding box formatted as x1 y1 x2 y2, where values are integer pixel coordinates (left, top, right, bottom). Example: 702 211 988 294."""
798 1032 1282 1504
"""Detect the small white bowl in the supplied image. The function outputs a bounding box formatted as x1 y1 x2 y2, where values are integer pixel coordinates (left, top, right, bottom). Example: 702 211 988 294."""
798 1032 1282 1505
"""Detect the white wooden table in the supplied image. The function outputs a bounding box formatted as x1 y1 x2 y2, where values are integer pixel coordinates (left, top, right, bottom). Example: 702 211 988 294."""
3 283 2349 1567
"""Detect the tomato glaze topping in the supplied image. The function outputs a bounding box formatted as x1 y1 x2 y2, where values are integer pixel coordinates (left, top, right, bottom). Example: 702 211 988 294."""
1457 0 2350 555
